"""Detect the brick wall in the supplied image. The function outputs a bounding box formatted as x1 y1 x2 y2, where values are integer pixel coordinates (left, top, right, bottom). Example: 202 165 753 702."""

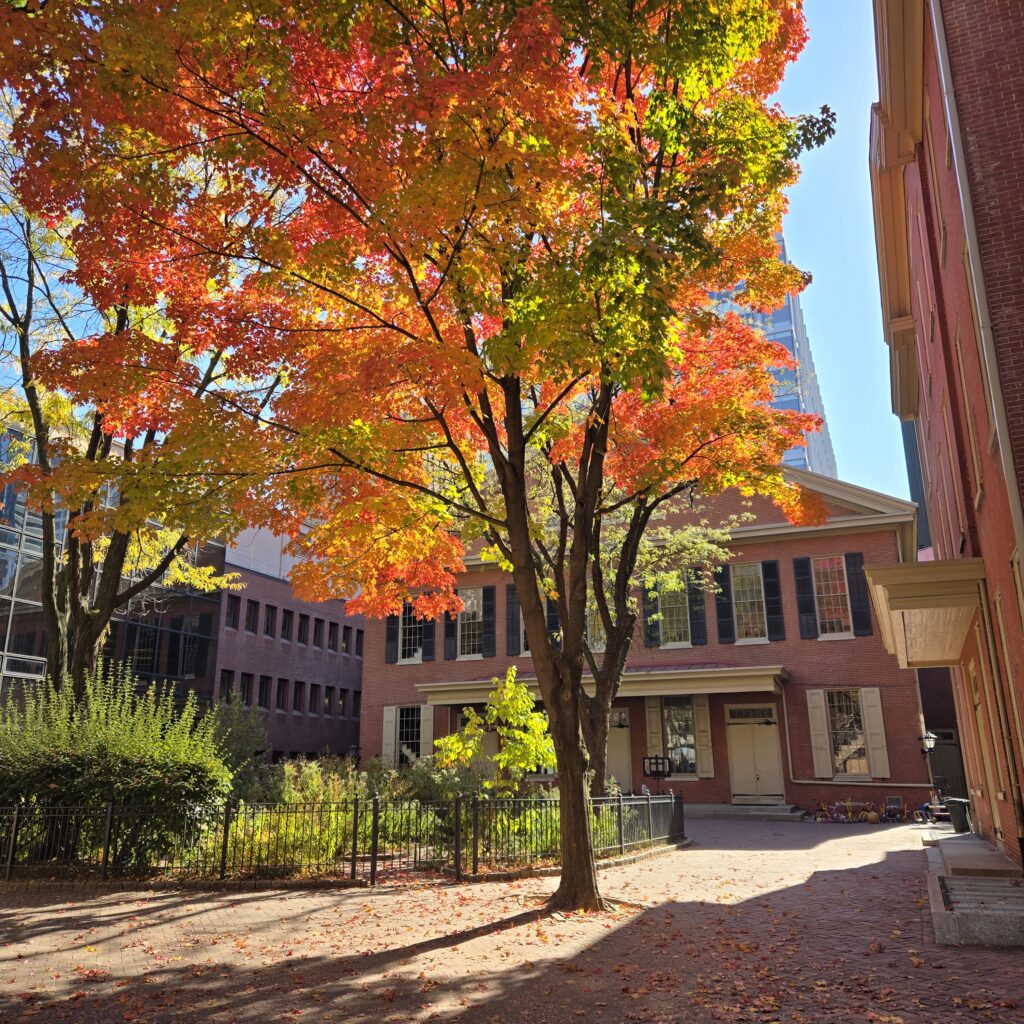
214 567 365 758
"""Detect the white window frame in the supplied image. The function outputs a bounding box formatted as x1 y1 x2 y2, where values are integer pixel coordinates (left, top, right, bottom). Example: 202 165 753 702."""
825 688 870 778
811 555 854 640
457 586 484 660
396 705 422 765
731 562 768 643
657 588 691 649
398 602 423 665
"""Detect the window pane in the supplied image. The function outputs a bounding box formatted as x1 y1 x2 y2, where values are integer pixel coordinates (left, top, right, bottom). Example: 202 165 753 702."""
225 594 240 630
732 564 767 640
343 625 352 653
458 588 483 656
813 557 852 635
281 609 293 640
324 686 334 714
292 680 305 712
309 684 321 714
240 673 254 706
328 622 338 652
355 629 364 656
352 691 361 717
263 605 276 636
313 618 324 648
659 589 690 645
662 697 696 775
276 679 288 710
398 706 421 765
297 614 309 644
258 676 271 708
399 603 423 661
219 669 234 702
826 689 868 775
245 600 259 633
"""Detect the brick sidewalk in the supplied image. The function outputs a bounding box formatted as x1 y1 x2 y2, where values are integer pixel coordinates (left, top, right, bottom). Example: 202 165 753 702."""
1 820 1021 1023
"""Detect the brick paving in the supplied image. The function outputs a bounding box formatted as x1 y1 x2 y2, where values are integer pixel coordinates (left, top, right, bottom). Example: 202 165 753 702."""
0 820 1021 1023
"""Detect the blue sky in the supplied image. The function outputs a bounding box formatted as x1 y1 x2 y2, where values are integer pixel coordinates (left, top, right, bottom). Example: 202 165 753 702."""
774 1 909 499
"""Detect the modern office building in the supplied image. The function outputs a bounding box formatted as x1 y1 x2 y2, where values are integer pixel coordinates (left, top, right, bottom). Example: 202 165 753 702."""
0 468 363 759
868 0 1024 865
717 236 838 478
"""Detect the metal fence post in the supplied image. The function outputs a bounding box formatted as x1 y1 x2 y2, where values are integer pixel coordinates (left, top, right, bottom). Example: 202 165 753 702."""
646 792 654 843
369 797 380 886
4 804 20 882
617 793 625 854
350 797 359 881
453 795 463 882
100 803 114 880
471 795 479 876
219 801 233 881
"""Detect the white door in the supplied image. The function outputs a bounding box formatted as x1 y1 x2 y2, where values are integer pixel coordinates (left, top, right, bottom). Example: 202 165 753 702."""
726 706 785 804
607 725 633 792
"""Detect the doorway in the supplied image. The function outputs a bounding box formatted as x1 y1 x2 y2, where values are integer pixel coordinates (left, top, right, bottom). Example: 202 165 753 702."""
607 721 633 792
726 705 785 804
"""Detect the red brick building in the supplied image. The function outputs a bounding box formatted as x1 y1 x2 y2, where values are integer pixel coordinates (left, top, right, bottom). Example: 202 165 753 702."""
869 0 1024 864
360 471 931 812
213 529 365 760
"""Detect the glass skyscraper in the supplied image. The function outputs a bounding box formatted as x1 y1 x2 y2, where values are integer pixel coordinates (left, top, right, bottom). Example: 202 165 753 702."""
716 236 838 478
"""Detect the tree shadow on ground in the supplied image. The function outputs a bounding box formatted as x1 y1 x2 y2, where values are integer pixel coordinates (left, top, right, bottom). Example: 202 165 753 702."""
2 842 1022 1024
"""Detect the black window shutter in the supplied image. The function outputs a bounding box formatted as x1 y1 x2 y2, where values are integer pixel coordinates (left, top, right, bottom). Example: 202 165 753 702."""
444 609 458 660
761 561 785 641
793 557 819 639
844 552 873 636
421 619 435 661
687 581 707 645
384 614 399 664
643 589 660 647
482 585 496 657
715 566 736 644
506 584 521 656
546 596 561 649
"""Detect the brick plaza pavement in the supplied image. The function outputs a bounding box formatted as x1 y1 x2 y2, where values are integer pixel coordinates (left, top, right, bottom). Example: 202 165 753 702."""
0 820 1021 1023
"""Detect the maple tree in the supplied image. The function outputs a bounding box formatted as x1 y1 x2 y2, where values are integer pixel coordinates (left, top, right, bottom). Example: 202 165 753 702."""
2 0 832 908
0 95 246 690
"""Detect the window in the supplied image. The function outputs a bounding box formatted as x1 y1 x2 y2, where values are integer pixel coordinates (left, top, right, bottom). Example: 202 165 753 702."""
585 606 606 653
826 689 868 776
328 622 338 652
731 564 767 641
245 600 259 634
662 697 697 776
309 684 321 714
658 589 690 646
297 614 309 645
325 686 335 715
812 556 853 636
313 618 324 648
276 679 288 711
458 588 483 657
397 706 421 765
219 669 234 702
338 688 348 717
399 603 423 663
225 594 240 630
281 609 293 641
355 629 364 657
351 691 361 718
264 605 277 637
343 625 353 654
240 672 254 706
292 680 305 712
128 623 158 674
519 608 531 654
258 675 271 709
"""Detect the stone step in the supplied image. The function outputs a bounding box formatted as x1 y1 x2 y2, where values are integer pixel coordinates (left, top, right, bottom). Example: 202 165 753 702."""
939 833 1023 878
684 803 807 821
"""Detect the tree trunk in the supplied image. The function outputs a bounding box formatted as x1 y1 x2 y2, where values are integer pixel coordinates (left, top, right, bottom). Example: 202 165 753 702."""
580 697 610 798
68 619 107 698
548 690 605 912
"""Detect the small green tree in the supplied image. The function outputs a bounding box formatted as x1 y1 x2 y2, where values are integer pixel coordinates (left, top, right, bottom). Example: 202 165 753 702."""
435 668 556 796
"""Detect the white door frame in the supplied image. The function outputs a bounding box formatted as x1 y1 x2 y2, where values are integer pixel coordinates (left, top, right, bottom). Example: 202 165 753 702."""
725 703 786 805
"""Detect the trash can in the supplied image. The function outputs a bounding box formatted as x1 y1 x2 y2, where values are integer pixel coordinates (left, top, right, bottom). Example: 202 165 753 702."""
946 798 971 833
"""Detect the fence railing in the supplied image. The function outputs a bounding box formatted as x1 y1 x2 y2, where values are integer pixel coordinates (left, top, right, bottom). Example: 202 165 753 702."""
0 794 684 884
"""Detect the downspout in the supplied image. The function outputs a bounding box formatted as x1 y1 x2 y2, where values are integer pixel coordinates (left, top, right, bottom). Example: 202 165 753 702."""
929 0 1024 851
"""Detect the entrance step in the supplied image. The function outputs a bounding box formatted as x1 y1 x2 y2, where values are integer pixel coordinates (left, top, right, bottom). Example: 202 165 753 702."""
684 803 807 822
929 875 1024 947
939 833 1024 878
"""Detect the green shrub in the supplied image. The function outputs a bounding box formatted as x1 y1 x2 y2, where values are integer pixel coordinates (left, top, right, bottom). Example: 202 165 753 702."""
0 663 231 809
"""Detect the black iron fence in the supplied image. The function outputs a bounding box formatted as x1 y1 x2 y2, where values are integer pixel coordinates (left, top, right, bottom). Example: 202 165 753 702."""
0 794 684 884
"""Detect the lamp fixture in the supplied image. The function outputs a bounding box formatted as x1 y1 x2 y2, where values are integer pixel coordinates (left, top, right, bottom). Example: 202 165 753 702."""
919 731 938 758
